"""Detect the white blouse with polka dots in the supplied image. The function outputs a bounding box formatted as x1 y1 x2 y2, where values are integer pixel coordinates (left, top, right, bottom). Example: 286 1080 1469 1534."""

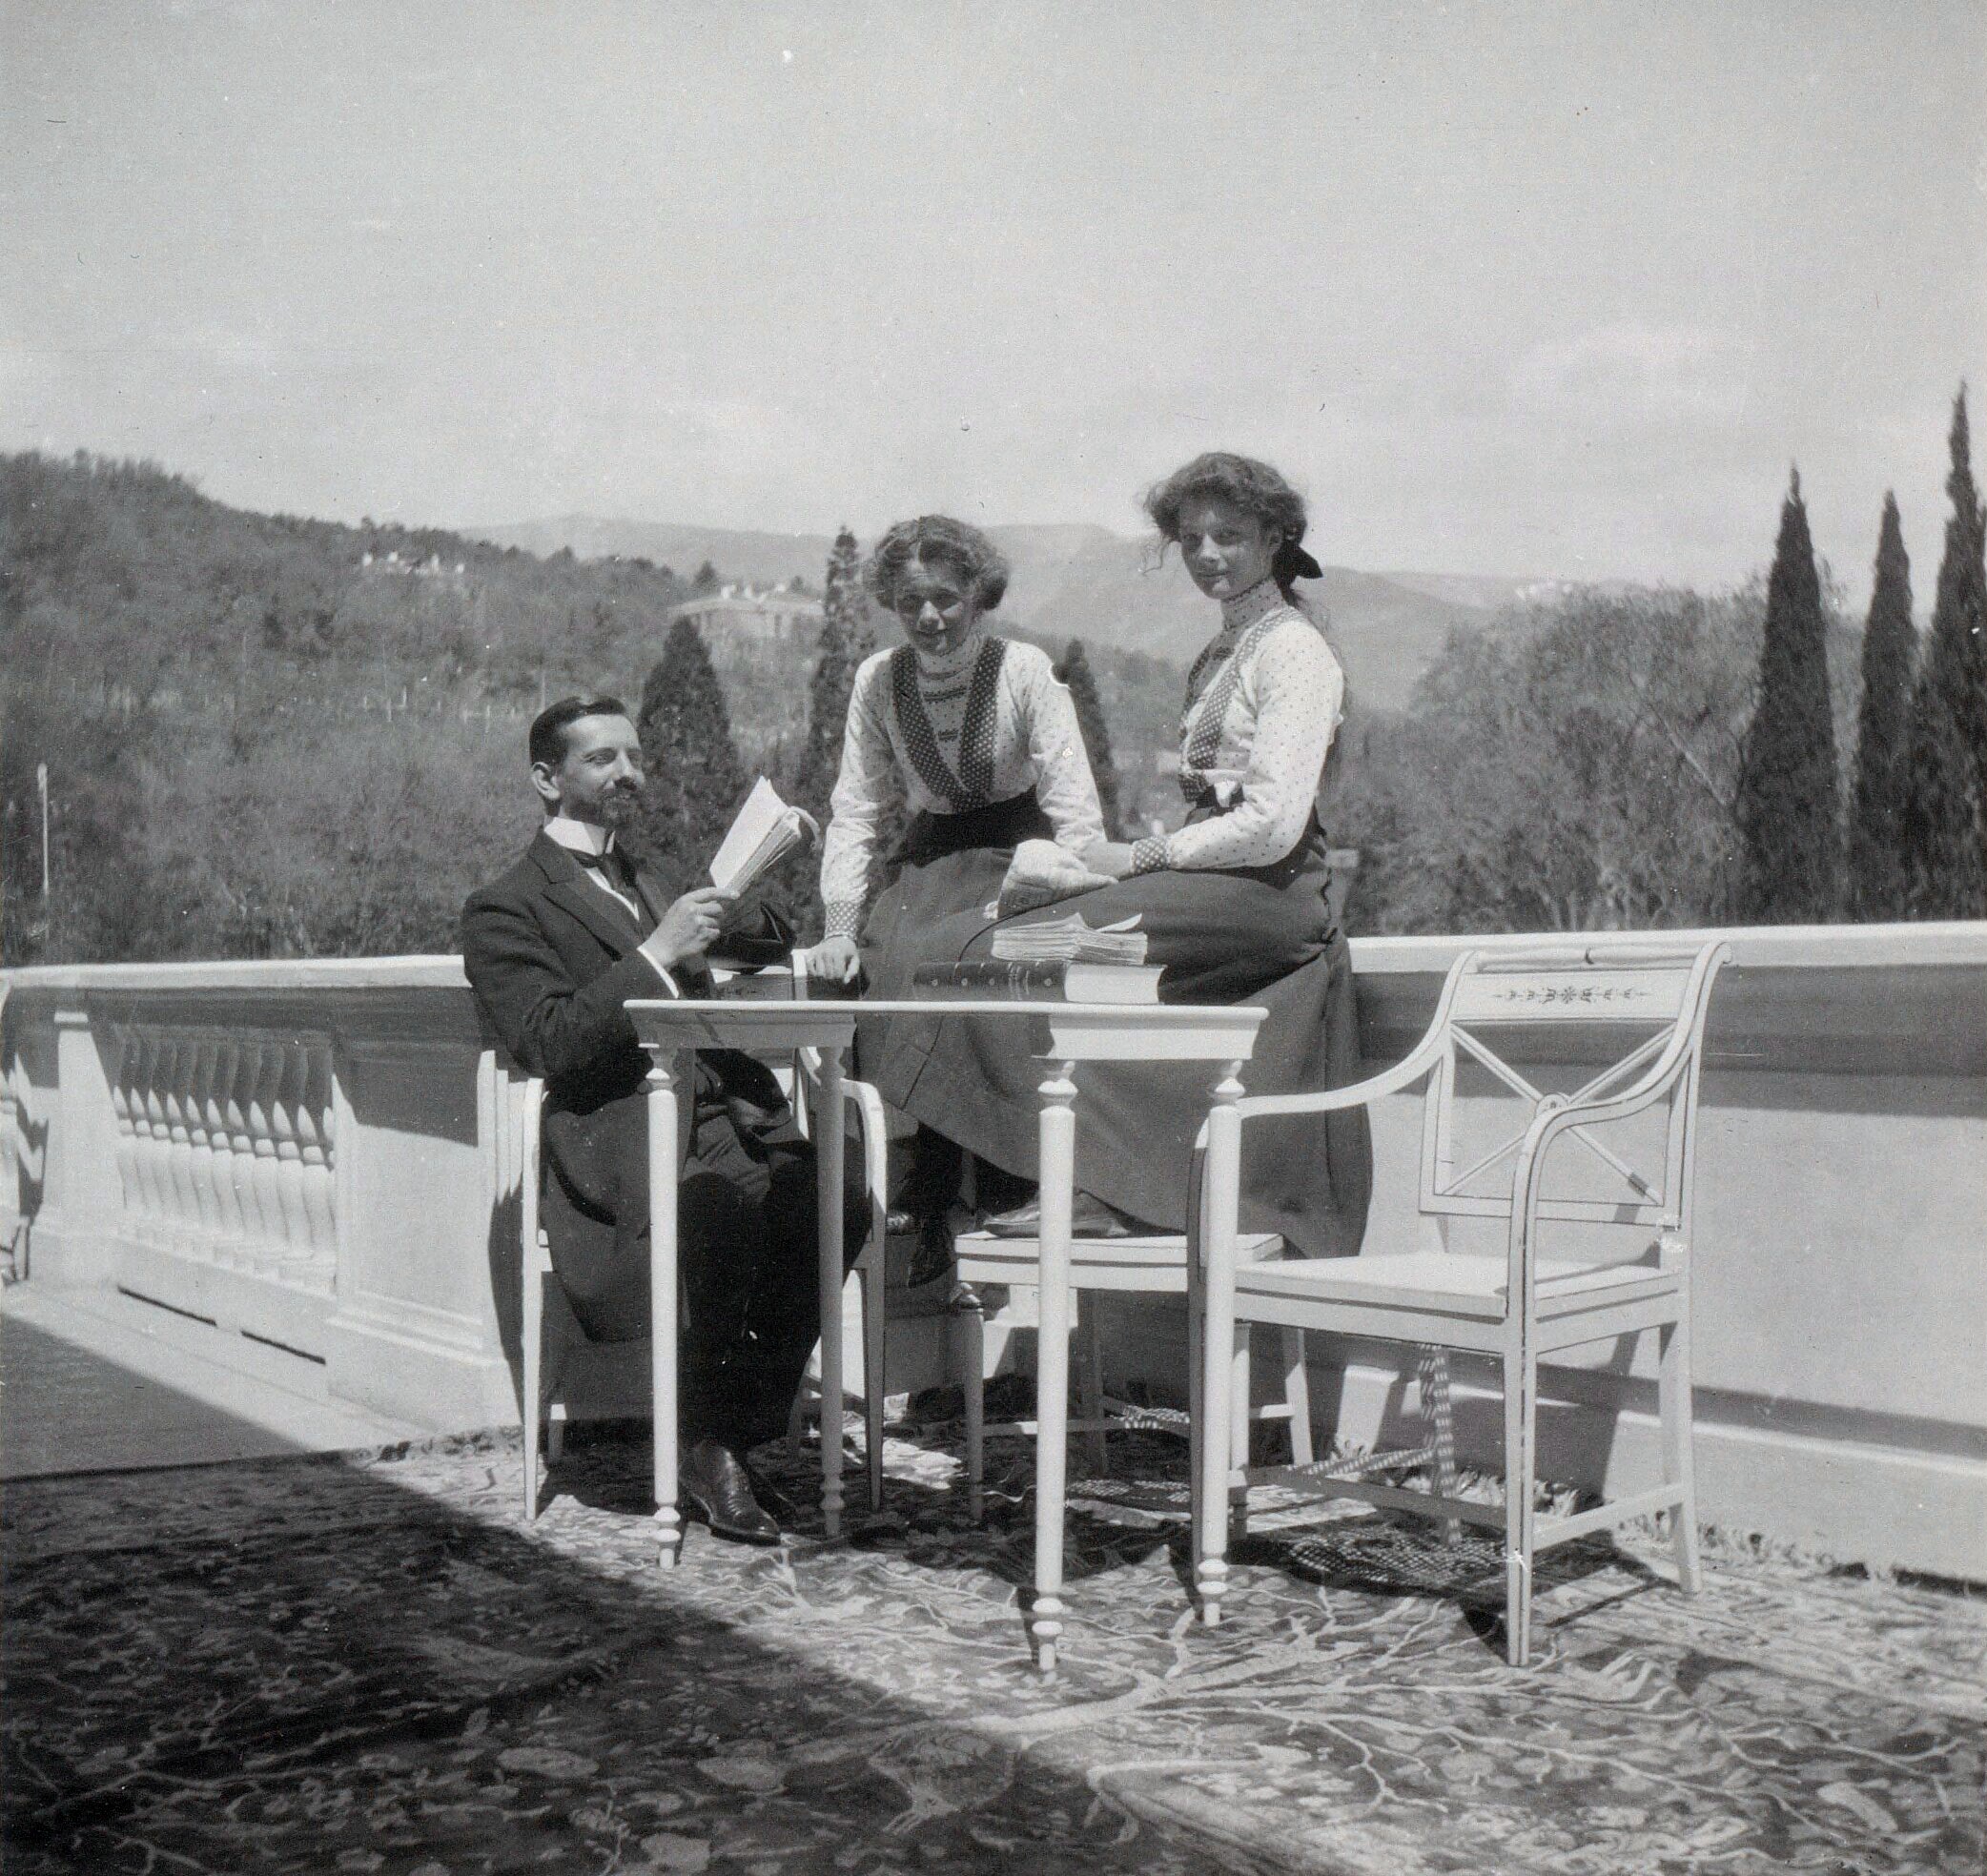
1162 581 1346 873
819 635 1106 936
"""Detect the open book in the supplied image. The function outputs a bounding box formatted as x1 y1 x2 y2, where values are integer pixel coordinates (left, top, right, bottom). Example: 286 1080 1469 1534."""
708 777 813 897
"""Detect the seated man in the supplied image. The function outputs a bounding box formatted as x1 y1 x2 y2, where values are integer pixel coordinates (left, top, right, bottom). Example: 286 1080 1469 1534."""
461 696 859 1545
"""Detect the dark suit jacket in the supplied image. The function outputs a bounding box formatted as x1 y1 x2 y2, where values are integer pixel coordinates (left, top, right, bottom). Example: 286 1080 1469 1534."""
461 829 798 1339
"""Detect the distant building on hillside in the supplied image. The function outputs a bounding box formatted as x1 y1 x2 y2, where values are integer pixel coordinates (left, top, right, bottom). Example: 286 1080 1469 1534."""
358 549 467 589
667 581 822 647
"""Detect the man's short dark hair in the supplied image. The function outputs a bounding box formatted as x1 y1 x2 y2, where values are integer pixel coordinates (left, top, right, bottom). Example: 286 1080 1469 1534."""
528 696 631 769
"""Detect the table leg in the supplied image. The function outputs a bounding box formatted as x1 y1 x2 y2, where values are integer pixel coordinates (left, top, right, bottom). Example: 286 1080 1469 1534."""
1031 1060 1077 1675
817 1043 846 1539
646 1049 684 1571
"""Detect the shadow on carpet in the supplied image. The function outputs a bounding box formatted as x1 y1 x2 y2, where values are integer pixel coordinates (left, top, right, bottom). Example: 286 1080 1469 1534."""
3 1419 1981 1875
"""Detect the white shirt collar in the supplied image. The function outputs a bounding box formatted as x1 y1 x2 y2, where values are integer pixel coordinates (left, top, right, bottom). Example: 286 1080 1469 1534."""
543 815 616 858
1219 578 1284 633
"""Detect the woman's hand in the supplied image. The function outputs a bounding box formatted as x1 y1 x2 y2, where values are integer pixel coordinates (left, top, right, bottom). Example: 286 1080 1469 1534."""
1082 840 1137 881
806 933 863 986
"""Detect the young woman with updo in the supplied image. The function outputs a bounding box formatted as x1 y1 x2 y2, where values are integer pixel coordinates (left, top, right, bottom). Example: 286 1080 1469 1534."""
882 454 1372 1258
807 515 1108 1281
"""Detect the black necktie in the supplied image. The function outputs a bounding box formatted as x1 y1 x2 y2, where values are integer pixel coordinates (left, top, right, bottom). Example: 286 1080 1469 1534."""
572 846 645 917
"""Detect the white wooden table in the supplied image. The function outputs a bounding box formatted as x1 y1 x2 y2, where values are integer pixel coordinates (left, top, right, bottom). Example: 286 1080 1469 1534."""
625 997 1264 1658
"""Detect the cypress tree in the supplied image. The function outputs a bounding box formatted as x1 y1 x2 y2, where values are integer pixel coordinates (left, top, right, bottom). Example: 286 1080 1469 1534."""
1734 467 1841 923
1847 494 1917 920
1057 638 1123 838
1897 387 1987 918
633 616 748 900
792 527 865 829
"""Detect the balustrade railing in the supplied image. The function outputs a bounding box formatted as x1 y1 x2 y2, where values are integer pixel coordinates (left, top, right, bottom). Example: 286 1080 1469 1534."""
108 1023 337 1294
0 929 1978 1579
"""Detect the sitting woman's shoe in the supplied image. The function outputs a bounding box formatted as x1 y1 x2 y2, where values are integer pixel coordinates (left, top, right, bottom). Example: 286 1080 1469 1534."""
981 1190 1148 1239
903 1210 956 1288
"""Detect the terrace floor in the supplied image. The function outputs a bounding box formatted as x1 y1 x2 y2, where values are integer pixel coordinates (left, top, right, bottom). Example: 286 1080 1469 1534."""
2 1293 1982 1876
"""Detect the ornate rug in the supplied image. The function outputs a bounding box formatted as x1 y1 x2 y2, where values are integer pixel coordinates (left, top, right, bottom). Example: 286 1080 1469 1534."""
3 1418 1981 1875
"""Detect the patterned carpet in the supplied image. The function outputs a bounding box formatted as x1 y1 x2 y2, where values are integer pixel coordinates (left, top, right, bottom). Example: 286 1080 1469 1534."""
3 1415 1980 1876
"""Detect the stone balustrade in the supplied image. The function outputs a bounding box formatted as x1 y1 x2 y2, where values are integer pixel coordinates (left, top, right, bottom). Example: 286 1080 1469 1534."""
107 1023 337 1293
2 923 1982 1578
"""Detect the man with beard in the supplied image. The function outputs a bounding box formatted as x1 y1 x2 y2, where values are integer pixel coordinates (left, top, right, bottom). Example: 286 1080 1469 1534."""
461 696 853 1544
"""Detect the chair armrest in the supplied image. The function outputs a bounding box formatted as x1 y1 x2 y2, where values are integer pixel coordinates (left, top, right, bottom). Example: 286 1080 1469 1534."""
1230 1030 1446 1124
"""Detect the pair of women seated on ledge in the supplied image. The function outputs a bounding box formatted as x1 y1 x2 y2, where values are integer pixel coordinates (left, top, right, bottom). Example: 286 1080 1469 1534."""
803 451 1373 1283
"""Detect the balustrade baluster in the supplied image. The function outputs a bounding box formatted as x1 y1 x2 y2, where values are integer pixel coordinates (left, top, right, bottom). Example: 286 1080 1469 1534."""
0 1047 19 1227
245 1039 286 1273
111 1027 139 1220
185 1035 223 1254
297 1041 337 1291
135 1030 171 1246
207 1035 247 1261
270 1042 310 1263
161 1035 197 1251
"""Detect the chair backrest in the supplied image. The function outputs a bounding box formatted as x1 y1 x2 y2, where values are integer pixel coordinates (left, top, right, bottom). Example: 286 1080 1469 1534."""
1418 941 1729 1240
488 1044 546 1266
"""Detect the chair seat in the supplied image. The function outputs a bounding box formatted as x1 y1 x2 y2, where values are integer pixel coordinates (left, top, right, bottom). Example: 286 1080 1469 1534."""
953 1229 1282 1295
1235 1247 1680 1319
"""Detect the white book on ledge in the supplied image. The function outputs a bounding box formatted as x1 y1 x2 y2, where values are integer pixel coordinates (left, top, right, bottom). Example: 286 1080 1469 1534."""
708 777 811 896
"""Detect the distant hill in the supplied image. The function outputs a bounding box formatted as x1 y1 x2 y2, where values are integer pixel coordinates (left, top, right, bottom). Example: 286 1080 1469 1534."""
474 516 1533 710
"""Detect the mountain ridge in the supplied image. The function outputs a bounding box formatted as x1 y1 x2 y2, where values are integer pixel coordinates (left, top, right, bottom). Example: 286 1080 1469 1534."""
472 516 1544 709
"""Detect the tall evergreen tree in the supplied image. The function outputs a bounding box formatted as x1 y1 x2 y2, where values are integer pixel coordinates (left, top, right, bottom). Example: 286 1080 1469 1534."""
1057 638 1123 838
792 527 865 829
1897 387 1987 917
1846 494 1917 920
633 616 747 900
1734 467 1841 923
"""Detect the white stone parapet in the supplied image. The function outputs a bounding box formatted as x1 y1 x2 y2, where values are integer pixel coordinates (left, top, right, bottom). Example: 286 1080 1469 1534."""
1 926 1982 1577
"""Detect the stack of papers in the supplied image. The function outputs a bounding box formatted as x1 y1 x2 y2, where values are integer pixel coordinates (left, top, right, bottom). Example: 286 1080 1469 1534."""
708 777 812 896
990 911 1148 966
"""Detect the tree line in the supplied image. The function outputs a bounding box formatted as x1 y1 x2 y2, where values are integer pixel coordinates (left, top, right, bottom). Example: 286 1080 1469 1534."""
5 400 1980 968
1331 385 1984 934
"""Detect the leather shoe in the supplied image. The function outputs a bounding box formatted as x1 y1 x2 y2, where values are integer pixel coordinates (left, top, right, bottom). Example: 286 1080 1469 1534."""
980 1190 1145 1240
679 1437 782 1546
904 1211 956 1289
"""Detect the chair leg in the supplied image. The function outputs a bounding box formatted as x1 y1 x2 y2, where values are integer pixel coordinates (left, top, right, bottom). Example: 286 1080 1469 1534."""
861 1250 887 1513
543 1331 570 1466
1078 1306 1109 1478
522 1274 543 1524
953 1281 987 1525
1502 1348 1537 1667
1228 1324 1252 1543
1186 1268 1205 1580
1196 1279 1234 1627
1659 1315 1702 1595
1420 1346 1460 1544
1280 1325 1314 1466
787 1380 810 1466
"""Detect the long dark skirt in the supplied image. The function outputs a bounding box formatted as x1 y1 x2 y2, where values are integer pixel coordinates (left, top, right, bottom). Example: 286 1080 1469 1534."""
855 787 1055 1028
872 819 1373 1259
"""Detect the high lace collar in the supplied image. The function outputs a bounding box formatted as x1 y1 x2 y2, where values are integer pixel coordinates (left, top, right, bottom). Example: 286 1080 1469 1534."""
1218 578 1285 633
906 625 986 681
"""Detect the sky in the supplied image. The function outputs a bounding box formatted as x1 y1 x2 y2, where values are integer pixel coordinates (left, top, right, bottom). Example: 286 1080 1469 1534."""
4 0 1984 595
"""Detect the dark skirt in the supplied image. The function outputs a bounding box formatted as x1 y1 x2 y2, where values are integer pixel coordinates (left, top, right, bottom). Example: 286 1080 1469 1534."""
854 788 1056 1068
872 818 1373 1259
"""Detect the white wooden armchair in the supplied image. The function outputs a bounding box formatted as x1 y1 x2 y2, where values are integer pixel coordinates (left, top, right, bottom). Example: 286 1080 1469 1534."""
498 956 894 1523
1191 939 1730 1665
